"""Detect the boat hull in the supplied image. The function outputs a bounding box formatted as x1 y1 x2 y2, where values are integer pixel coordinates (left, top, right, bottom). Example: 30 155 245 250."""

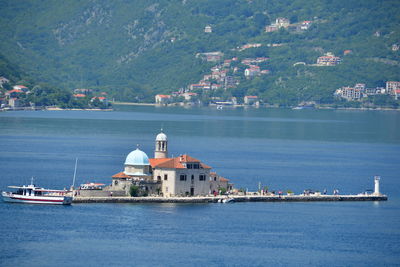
2 192 72 205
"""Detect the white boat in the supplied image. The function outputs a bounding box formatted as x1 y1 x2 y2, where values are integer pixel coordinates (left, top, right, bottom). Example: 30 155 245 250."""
2 179 72 205
222 198 235 203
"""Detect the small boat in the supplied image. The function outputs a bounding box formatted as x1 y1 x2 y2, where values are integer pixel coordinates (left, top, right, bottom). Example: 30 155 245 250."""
222 198 235 203
2 179 72 205
79 182 105 190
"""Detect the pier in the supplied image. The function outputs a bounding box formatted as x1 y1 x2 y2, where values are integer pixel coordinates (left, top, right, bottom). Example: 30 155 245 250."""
72 194 388 204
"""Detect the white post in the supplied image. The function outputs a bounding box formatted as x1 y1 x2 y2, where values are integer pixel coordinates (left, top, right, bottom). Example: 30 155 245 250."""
374 176 380 195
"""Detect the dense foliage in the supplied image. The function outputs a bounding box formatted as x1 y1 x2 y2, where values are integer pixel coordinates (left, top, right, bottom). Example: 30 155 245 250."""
0 0 399 105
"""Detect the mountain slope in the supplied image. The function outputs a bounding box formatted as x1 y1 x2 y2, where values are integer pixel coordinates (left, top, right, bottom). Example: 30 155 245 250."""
0 0 399 103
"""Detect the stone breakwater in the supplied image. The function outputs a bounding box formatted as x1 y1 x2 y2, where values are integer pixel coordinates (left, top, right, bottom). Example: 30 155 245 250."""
72 194 388 204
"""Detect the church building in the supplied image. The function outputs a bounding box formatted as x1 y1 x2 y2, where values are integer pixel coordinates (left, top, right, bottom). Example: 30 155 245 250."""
111 130 229 197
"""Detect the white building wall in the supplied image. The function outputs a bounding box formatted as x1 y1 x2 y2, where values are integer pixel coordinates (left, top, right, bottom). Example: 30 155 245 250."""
153 168 210 196
153 168 176 197
174 168 210 196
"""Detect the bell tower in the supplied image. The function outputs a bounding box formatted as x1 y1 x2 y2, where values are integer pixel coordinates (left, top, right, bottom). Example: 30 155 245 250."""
155 130 168 159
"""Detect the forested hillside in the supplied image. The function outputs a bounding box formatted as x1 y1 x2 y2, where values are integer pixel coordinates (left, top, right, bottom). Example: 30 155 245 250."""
0 0 399 104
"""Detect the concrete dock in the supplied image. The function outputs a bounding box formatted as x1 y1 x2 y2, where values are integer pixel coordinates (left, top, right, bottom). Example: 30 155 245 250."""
72 194 388 204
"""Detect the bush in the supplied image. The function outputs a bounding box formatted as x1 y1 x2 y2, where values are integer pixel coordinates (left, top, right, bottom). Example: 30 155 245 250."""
218 187 227 195
130 185 140 197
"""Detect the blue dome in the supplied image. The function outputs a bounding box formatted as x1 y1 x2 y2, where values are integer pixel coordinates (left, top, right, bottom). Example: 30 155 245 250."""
124 148 150 166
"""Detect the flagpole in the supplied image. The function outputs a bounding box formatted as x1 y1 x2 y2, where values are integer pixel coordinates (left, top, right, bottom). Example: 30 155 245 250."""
72 157 78 189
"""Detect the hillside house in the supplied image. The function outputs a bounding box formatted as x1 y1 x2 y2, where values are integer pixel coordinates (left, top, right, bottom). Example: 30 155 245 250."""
73 94 86 98
276 17 290 28
196 52 224 62
266 17 290 32
182 92 198 101
155 94 172 104
8 98 20 108
204 25 212 33
74 88 93 95
190 84 207 91
13 85 28 92
239 43 262 51
244 66 260 77
265 25 279 32
394 90 400 100
317 53 342 66
5 89 23 98
343 50 352 55
386 81 400 95
244 95 259 105
91 96 108 105
300 21 312 30
334 85 363 101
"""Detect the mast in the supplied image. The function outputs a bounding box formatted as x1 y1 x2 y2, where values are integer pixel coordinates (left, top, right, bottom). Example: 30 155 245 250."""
72 158 78 189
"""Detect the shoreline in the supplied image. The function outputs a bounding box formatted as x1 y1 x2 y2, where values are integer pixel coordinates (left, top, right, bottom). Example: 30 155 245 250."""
72 194 388 204
111 102 400 111
1 103 398 112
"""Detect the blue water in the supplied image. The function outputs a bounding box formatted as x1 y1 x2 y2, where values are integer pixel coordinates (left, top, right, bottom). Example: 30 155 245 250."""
0 106 399 266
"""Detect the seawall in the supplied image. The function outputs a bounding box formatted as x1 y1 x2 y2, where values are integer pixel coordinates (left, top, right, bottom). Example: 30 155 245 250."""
72 194 388 204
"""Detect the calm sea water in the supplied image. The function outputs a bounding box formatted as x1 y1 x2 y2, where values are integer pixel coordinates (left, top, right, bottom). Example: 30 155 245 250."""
0 106 399 266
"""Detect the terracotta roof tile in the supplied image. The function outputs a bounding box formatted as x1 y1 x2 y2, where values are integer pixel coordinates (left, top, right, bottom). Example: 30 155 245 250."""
112 172 131 178
149 158 172 168
150 154 212 169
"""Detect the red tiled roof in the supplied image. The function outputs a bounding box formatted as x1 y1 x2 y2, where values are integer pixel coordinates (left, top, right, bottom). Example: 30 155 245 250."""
156 94 171 98
149 155 211 169
112 172 131 178
219 177 229 182
74 94 86 98
149 158 171 168
7 89 22 94
92 96 107 100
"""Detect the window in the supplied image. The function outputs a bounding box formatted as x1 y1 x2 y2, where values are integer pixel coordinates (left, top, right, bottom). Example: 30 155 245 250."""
193 163 200 169
157 176 161 181
180 174 187 181
191 175 194 181
199 174 206 181
187 164 192 169
164 174 168 181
